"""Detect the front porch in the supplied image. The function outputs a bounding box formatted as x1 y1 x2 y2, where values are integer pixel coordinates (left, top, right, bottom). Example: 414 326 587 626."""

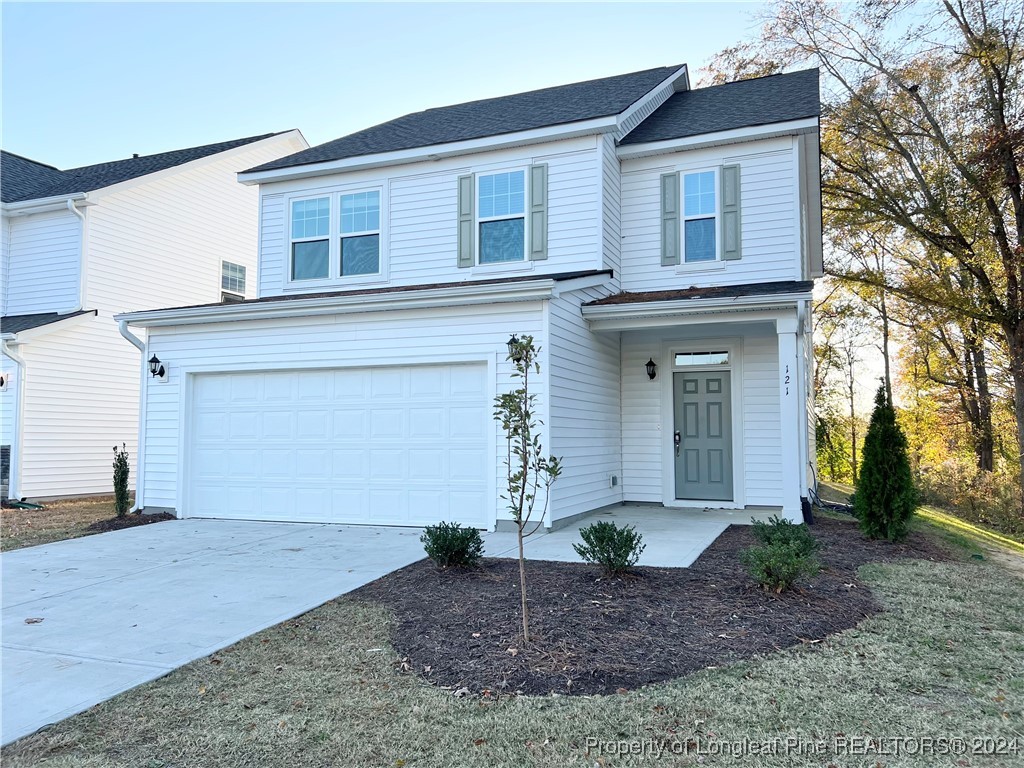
485 504 778 567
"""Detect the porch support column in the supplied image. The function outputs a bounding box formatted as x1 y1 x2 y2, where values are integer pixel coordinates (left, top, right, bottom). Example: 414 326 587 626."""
776 315 803 522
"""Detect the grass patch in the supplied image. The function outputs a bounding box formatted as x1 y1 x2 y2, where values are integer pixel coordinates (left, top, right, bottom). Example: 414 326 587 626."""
1 496 120 551
4 520 1023 767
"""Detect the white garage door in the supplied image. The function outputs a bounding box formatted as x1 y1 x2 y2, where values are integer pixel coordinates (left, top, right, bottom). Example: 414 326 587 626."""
188 364 489 527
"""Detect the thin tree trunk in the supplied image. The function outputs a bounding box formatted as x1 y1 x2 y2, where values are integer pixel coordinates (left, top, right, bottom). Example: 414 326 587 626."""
517 528 529 643
1005 321 1024 512
880 290 892 405
967 321 994 472
849 376 858 484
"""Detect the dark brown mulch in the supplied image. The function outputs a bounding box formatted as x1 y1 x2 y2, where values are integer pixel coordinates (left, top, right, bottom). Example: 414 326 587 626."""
85 512 175 533
351 516 950 696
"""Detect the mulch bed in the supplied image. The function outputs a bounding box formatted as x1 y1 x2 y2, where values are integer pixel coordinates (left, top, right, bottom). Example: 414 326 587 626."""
351 516 950 696
86 512 175 533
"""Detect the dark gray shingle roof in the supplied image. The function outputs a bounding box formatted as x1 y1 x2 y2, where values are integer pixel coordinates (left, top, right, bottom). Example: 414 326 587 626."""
1 310 96 335
1 133 286 203
247 66 684 173
619 69 820 146
585 280 814 306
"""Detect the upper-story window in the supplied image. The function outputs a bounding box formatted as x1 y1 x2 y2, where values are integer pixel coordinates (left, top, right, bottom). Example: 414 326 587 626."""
340 191 380 275
477 170 526 263
289 190 383 282
291 197 330 280
682 170 718 263
221 260 246 302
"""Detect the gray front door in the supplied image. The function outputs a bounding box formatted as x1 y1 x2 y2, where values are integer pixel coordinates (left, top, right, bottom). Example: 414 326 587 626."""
673 371 733 501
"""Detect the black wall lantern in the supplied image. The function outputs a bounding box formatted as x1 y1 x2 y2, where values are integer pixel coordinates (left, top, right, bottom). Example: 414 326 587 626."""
645 357 657 380
148 355 165 379
507 334 524 364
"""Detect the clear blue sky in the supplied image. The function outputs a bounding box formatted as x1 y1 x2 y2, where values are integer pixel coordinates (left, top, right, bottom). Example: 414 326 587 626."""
2 2 765 169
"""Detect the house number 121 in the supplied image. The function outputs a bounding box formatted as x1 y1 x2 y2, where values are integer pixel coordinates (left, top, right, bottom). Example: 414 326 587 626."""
784 365 791 396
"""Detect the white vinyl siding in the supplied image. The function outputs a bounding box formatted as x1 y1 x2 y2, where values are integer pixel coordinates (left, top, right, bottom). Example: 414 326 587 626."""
547 285 622 522
138 302 547 525
257 137 603 297
2 210 82 316
620 137 800 291
599 134 622 277
619 323 783 507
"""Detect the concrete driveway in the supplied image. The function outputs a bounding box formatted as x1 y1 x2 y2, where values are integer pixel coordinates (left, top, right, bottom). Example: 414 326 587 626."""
1 519 426 745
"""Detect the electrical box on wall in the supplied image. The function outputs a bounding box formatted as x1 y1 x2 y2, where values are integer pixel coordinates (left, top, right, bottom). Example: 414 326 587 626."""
609 474 618 488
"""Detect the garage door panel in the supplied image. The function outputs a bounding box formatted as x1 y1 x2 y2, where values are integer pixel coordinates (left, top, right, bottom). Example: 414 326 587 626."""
189 364 489 527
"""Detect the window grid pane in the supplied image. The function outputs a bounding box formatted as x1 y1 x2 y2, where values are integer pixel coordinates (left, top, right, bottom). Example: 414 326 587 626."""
478 171 525 219
675 351 729 366
341 234 380 275
479 218 525 263
221 261 246 293
340 191 380 235
684 171 716 217
291 197 330 239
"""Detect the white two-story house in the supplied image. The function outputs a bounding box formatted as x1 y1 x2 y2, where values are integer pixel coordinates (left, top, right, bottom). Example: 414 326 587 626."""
116 66 822 528
1 131 308 499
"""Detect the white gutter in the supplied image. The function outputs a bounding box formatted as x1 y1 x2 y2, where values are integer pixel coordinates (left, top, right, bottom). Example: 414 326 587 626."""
581 290 814 320
237 117 620 185
1 339 26 500
118 320 147 513
67 199 87 312
1 192 88 217
616 117 819 160
117 279 559 328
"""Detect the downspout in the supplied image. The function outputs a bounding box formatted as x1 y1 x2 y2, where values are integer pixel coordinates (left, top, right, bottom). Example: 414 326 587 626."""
67 199 86 312
119 320 147 512
1 338 26 500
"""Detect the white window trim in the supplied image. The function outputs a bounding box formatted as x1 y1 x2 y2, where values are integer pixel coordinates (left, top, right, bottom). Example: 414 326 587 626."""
288 193 332 283
475 168 529 266
284 185 388 291
221 260 246 297
680 167 721 266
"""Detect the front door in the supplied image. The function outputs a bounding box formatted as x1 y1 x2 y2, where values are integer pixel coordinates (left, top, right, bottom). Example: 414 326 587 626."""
673 371 733 501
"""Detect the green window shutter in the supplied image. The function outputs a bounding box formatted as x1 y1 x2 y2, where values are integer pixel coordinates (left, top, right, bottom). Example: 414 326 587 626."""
721 164 742 261
529 163 548 261
660 172 680 266
457 174 475 268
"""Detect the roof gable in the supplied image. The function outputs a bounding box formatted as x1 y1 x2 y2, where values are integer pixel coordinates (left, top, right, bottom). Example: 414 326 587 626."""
2 133 287 204
247 65 685 174
619 68 820 146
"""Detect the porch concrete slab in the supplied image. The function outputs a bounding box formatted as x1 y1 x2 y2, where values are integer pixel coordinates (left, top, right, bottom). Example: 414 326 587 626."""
1 520 425 746
483 505 759 567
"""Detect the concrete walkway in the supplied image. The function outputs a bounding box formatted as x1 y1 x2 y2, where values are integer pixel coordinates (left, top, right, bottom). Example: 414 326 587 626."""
484 505 760 567
1 520 426 745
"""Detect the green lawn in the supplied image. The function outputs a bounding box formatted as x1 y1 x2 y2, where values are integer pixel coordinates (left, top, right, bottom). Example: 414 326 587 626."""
4 513 1022 767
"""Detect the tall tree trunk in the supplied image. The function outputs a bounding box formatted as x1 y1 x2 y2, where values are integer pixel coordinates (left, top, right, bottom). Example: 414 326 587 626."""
1005 321 1024 511
880 289 892 405
967 321 994 472
849 377 858 484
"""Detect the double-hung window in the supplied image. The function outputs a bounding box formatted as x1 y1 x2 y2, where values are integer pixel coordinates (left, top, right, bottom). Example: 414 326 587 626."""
291 197 330 280
340 191 380 275
477 170 526 264
682 170 717 263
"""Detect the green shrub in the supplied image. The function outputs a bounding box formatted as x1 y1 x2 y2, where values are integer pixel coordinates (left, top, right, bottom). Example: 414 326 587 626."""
741 541 820 592
855 386 919 541
573 521 645 575
751 515 818 557
420 522 484 568
112 443 130 518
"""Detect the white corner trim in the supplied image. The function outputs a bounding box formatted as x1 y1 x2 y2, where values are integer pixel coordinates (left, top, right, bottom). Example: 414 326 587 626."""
1 338 26 500
616 118 820 160
116 280 562 328
237 118 620 185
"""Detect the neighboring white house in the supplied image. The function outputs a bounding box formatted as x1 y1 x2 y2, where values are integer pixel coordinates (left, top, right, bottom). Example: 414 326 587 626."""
117 66 822 528
1 130 309 498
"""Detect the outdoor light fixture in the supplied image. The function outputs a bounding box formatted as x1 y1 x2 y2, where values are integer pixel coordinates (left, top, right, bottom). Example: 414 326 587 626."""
645 358 657 380
507 334 524 364
148 355 165 379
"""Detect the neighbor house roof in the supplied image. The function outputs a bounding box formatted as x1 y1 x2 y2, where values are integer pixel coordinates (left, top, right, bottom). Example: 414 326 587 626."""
619 69 820 146
1 310 97 336
585 280 814 306
246 66 684 173
1 133 288 203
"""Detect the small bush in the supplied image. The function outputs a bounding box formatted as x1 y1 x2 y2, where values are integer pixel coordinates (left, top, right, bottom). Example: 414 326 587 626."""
112 443 130 518
420 522 484 568
751 515 818 557
856 386 919 541
573 521 645 575
741 541 820 593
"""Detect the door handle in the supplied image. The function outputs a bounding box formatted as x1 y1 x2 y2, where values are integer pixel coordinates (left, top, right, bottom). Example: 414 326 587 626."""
674 431 681 457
